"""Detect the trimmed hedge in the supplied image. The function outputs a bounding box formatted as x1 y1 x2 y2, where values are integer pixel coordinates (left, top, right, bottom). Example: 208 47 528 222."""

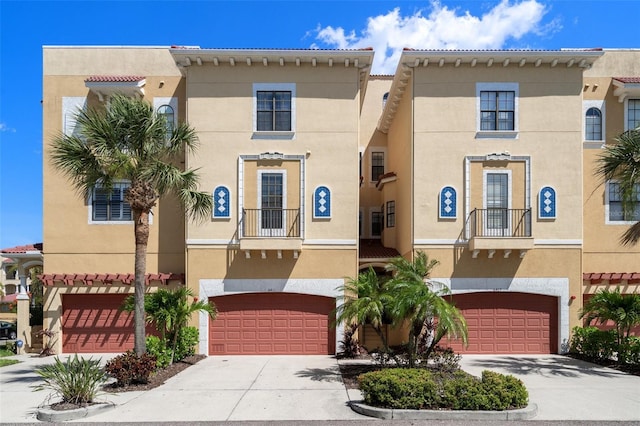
358 368 528 410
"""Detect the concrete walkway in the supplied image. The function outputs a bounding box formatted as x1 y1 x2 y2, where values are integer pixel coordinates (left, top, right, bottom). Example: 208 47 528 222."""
0 353 638 423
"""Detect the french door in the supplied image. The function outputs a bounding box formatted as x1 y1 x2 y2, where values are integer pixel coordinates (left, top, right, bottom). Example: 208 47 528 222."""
259 172 285 236
485 173 509 236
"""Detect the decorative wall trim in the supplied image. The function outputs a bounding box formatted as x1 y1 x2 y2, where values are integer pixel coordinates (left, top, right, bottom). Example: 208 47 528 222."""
304 239 357 245
213 185 231 219
538 186 556 219
314 186 331 219
439 186 457 219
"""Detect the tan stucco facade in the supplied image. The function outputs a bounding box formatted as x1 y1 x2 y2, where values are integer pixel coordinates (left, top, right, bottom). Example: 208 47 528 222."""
41 46 639 355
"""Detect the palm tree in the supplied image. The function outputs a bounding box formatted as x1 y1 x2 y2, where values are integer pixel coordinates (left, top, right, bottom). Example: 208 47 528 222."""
334 267 394 354
581 288 640 345
386 251 467 367
596 129 640 245
50 94 212 355
123 287 216 363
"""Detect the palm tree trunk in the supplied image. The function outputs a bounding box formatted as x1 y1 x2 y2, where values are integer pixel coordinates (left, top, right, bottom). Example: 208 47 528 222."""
133 210 150 356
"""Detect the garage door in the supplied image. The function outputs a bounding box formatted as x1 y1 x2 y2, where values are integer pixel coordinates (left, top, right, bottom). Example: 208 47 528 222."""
445 292 557 354
209 293 335 355
62 294 135 353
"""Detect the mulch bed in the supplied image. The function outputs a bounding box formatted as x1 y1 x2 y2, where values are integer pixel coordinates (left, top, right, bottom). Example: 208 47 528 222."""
103 354 207 393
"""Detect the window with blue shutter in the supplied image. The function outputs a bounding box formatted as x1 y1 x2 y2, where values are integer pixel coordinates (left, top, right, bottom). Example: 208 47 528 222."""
314 186 331 218
439 186 457 218
213 186 231 218
539 186 556 219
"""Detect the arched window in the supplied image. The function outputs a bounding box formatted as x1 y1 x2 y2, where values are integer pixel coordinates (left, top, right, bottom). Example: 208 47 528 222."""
585 107 602 141
157 104 175 138
382 92 389 108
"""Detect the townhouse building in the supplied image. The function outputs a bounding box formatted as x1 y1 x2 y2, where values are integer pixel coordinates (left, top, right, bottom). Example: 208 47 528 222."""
40 45 637 356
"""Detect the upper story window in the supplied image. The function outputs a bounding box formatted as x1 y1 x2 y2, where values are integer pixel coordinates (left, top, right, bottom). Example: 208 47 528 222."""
253 83 296 138
585 107 602 141
627 99 640 130
607 181 640 223
91 182 132 222
476 83 518 137
480 91 515 131
382 92 389 108
371 151 385 182
386 201 395 228
371 210 383 238
157 104 175 138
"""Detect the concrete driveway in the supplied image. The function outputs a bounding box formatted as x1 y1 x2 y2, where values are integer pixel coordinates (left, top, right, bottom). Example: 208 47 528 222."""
459 355 640 421
0 353 639 423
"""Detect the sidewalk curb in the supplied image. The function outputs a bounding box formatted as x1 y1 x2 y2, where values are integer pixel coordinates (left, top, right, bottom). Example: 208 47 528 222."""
36 401 116 422
349 400 538 420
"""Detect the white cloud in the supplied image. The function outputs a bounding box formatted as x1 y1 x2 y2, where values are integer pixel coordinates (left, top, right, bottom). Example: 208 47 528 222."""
0 122 16 133
313 0 554 74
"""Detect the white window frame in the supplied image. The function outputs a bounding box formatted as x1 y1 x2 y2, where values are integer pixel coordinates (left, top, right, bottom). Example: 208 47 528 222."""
583 100 605 147
154 97 178 137
476 82 519 139
605 180 640 225
257 169 287 236
88 180 138 225
482 170 512 236
252 83 296 140
624 98 640 131
62 97 87 137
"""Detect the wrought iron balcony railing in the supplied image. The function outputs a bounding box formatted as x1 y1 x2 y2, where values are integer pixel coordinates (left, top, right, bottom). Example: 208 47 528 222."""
467 208 532 238
241 208 301 238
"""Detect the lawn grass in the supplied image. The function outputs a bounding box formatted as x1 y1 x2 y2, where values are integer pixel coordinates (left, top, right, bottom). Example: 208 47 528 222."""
0 347 20 367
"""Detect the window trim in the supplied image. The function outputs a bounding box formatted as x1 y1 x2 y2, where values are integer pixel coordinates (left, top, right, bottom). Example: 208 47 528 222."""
625 98 640 131
88 180 137 225
583 100 605 146
475 82 519 139
386 200 395 228
252 83 296 139
370 148 387 183
605 180 640 225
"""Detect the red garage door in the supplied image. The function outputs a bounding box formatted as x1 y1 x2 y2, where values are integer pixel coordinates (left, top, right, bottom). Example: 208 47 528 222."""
62 294 135 353
209 293 335 355
446 292 558 354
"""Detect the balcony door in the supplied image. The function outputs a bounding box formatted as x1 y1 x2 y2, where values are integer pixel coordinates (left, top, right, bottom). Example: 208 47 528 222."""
485 172 510 236
259 171 286 236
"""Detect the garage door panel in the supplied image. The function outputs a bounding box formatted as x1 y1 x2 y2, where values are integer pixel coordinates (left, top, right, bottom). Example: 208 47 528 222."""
209 293 335 355
446 292 557 354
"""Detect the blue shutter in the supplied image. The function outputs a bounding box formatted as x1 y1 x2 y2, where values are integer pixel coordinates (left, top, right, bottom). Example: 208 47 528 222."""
439 186 457 218
213 186 231 218
314 186 331 218
539 186 556 219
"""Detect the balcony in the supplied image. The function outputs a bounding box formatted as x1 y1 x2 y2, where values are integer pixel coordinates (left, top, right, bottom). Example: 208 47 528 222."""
466 208 534 257
239 208 302 253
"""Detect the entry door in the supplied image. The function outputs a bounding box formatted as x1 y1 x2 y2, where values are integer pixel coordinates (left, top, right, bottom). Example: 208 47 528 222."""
485 173 509 236
259 172 285 236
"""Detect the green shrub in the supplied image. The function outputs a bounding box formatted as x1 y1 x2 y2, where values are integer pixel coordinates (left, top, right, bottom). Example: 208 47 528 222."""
146 335 172 368
105 351 157 387
358 368 439 409
32 355 107 404
174 326 199 361
618 336 640 365
570 326 617 361
359 368 528 411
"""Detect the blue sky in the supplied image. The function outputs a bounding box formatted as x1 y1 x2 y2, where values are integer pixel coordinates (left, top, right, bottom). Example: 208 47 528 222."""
0 0 637 249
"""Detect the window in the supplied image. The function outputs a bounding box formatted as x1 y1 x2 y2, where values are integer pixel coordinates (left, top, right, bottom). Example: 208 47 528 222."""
386 201 395 228
627 99 640 130
371 211 383 237
257 91 291 131
92 182 132 222
157 104 175 138
607 181 640 222
371 151 385 181
480 91 515 131
382 92 389 108
585 107 602 141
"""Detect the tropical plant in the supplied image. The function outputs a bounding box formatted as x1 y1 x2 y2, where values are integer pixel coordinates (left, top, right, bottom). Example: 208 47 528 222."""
580 288 640 345
32 355 107 405
105 351 157 386
123 287 216 363
596 128 640 245
50 94 212 355
334 267 394 354
386 251 467 367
